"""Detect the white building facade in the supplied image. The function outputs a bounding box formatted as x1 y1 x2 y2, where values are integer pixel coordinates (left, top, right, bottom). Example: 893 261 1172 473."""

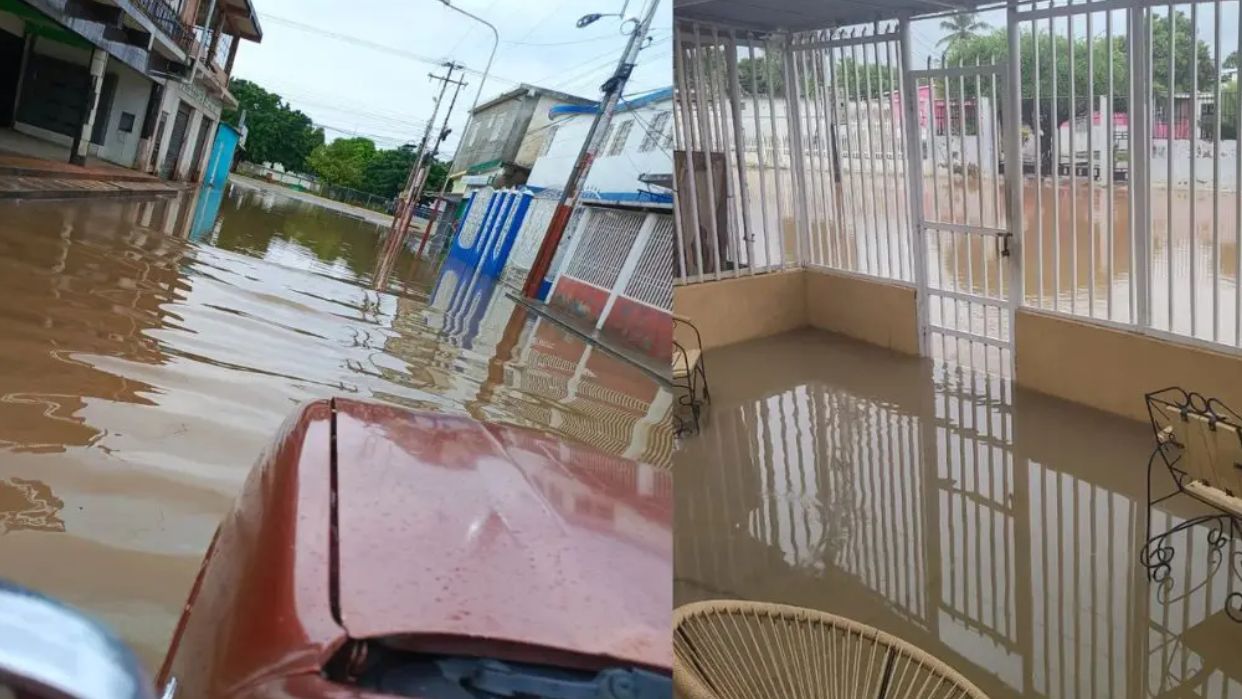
525 87 673 205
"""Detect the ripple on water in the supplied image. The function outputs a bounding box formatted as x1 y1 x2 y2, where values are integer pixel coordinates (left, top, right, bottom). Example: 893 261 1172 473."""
0 184 672 670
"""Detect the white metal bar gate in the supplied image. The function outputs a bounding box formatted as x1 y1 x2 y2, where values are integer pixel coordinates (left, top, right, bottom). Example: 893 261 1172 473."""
907 58 1019 376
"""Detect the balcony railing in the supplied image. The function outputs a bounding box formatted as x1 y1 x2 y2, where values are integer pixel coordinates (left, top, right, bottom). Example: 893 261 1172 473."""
132 0 193 53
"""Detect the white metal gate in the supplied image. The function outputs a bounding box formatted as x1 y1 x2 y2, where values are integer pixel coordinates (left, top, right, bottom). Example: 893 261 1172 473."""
909 59 1018 376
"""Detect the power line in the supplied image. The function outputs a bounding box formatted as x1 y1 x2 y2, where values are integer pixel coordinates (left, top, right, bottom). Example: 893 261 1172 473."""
504 27 670 47
446 0 502 57
277 94 430 131
260 13 524 87
535 35 665 92
312 121 414 147
511 0 575 43
622 104 672 156
544 36 670 94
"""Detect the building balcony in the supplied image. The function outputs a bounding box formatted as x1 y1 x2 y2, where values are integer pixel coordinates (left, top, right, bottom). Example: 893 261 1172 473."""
128 0 193 55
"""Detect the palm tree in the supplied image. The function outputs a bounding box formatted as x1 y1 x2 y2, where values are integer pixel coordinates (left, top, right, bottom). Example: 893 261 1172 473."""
937 12 990 50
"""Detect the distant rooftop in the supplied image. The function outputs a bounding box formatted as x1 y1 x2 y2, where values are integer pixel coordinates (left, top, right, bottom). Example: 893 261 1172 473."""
472 83 595 114
548 87 672 118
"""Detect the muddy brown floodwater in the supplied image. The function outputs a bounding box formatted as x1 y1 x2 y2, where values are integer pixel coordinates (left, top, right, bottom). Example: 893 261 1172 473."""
677 329 1242 698
0 182 672 670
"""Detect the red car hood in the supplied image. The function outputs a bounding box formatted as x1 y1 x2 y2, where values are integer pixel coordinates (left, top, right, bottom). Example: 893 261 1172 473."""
331 399 672 671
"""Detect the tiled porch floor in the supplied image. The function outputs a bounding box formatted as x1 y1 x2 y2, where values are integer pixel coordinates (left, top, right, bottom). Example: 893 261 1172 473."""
675 328 1242 698
0 128 153 180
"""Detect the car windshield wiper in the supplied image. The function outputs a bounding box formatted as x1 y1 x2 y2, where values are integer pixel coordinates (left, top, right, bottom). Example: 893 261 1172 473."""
436 657 671 699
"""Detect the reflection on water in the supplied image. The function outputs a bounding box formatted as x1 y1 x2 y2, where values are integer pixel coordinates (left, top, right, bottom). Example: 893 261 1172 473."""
0 183 671 669
676 329 1242 698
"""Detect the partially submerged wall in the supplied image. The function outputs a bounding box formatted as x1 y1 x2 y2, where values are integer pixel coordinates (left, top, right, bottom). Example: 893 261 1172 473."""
676 270 1242 426
1015 310 1242 423
672 268 918 356
673 271 806 352
804 270 919 356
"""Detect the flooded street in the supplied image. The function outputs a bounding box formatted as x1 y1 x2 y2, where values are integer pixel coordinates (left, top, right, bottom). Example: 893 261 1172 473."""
677 329 1242 698
0 183 672 669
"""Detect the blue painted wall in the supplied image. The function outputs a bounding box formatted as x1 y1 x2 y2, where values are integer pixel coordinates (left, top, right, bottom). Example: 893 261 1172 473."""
204 124 241 188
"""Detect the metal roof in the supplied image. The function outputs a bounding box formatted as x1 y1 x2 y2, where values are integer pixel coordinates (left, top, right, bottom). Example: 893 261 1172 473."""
674 0 983 33
548 87 673 117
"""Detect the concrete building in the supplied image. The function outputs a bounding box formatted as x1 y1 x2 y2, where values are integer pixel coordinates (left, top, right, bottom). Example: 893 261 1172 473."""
526 86 672 205
0 0 261 179
448 83 593 194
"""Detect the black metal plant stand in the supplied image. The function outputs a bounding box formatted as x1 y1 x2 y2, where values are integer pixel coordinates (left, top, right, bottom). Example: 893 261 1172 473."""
1141 388 1242 623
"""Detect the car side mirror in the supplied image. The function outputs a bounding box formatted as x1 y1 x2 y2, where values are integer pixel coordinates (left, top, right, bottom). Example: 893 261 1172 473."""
0 580 153 699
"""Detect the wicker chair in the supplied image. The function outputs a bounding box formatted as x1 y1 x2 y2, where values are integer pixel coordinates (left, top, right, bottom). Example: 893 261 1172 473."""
674 600 990 699
1141 388 1242 621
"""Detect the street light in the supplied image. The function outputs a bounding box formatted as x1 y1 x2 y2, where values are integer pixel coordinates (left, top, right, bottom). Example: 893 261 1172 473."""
576 0 631 28
437 0 498 111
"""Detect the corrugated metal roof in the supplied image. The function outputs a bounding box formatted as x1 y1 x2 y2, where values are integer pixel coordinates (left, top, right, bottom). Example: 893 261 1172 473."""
674 0 982 32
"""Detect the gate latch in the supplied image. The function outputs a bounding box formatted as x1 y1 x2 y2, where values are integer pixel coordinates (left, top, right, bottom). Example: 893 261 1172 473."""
1000 233 1013 258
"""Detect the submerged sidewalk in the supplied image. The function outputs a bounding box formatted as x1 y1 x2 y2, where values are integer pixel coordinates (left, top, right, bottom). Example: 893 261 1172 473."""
0 151 181 200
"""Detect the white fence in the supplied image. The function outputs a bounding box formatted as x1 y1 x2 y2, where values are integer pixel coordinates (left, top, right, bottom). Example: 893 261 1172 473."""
550 204 675 354
1016 0 1242 351
674 23 915 284
675 2 1242 365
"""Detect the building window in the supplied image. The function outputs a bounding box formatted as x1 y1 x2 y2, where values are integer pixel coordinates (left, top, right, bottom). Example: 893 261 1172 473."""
597 122 614 152
640 111 670 152
540 125 559 156
607 120 633 156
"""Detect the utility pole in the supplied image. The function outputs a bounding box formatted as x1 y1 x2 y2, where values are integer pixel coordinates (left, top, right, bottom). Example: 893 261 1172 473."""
521 0 661 299
390 62 463 242
415 71 469 257
402 71 468 232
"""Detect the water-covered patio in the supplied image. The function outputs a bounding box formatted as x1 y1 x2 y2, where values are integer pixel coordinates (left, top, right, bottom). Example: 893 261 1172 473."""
675 328 1242 697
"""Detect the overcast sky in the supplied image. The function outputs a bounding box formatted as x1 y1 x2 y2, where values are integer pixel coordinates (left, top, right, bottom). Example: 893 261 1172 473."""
230 0 672 158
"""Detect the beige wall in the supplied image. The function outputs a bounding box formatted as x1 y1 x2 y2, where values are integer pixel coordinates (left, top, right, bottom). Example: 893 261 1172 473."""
1016 309 1242 423
673 271 806 351
673 269 920 356
804 269 919 356
676 270 1242 425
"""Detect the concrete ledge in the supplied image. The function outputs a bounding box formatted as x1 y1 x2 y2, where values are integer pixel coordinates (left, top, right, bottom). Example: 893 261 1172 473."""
805 269 919 356
0 176 181 200
673 271 806 352
1016 309 1242 423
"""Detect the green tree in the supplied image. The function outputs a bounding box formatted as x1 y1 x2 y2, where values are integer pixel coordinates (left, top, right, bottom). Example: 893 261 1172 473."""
834 57 898 98
223 79 324 172
357 145 449 200
945 11 1214 101
738 52 784 96
1149 10 1217 97
361 144 417 199
306 137 377 190
938 12 990 51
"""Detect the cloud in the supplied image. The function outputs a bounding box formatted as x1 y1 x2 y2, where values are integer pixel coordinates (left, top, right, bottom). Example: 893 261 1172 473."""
232 0 671 157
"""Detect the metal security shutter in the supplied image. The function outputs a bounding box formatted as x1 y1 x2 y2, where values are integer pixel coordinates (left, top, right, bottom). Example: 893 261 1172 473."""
160 101 192 179
16 52 90 138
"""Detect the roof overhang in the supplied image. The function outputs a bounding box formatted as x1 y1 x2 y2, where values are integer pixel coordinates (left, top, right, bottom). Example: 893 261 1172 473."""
673 0 986 33
219 0 262 41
